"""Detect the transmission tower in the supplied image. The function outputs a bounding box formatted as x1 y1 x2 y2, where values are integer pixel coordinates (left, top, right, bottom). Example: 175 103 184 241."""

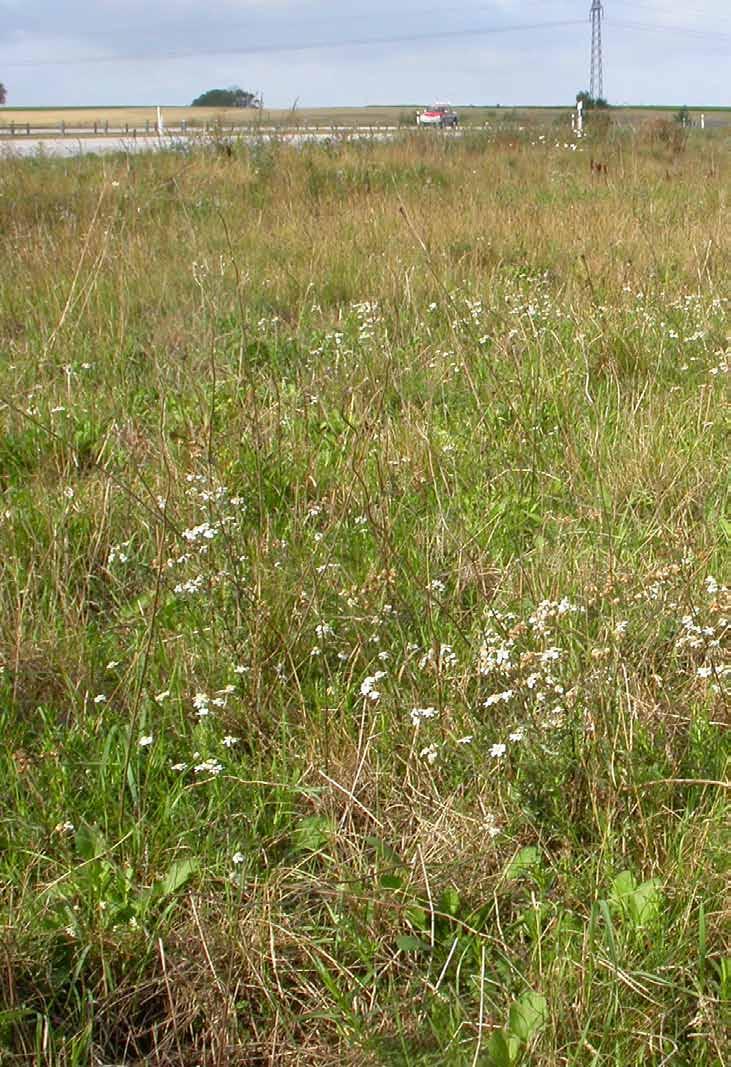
590 0 604 100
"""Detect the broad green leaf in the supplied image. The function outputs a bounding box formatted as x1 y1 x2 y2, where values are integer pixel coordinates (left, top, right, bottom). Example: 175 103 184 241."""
156 858 198 898
405 904 428 930
293 815 333 853
598 899 618 960
507 1036 522 1062
628 878 662 926
509 991 548 1043
379 873 403 891
505 846 541 880
365 835 403 866
440 887 461 916
609 871 662 928
518 902 546 942
486 1030 521 1067
396 935 429 953
610 870 637 903
718 957 731 1002
75 822 106 861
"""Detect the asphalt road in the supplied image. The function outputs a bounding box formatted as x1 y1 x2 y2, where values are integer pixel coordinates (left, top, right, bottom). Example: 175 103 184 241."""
0 129 404 158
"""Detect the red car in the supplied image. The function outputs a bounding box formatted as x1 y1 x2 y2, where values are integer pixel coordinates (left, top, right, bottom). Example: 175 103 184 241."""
417 104 459 128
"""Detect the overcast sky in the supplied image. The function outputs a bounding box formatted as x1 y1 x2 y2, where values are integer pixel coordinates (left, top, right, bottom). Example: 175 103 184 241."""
1 1 729 108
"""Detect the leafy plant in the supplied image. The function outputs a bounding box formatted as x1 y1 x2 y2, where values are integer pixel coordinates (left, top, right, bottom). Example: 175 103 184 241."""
607 870 663 932
487 991 548 1066
40 823 197 936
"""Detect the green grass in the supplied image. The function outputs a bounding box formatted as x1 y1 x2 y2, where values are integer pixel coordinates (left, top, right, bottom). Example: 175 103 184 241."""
0 124 728 1065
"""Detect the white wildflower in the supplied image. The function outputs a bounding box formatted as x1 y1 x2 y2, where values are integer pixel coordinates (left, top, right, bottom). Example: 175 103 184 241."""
360 671 386 702
483 813 500 838
540 647 562 664
410 706 439 727
483 690 514 708
182 522 217 544
193 692 211 718
194 758 223 776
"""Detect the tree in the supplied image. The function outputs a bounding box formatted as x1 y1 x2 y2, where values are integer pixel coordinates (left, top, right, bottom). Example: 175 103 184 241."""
0 83 6 106
191 86 259 108
575 91 609 110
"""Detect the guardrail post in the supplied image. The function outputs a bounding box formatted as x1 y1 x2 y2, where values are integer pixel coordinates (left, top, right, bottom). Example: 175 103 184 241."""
60 121 65 135
94 122 97 134
145 119 150 133
125 123 129 134
181 119 187 133
10 121 14 136
26 123 30 135
104 120 109 134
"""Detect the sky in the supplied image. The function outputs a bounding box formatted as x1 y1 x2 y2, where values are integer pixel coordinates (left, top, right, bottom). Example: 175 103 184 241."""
1 1 729 108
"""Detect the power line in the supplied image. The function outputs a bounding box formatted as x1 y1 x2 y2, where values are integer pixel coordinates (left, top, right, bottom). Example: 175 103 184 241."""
610 17 731 41
4 18 587 69
612 0 731 21
4 9 728 73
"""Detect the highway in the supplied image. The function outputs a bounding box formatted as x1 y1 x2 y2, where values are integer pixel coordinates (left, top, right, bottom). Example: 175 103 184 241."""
0 128 404 158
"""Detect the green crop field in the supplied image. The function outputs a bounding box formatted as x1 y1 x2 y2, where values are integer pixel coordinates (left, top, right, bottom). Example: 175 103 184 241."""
0 122 728 1065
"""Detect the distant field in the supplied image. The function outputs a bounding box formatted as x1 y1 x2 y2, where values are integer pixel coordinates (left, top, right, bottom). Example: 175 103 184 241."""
3 103 729 134
0 106 412 131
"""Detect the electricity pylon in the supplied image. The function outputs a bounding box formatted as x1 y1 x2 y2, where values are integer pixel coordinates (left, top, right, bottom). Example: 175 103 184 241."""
590 0 604 100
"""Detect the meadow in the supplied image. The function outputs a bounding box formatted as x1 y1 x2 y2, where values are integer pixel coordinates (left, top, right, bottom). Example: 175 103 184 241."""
0 120 728 1065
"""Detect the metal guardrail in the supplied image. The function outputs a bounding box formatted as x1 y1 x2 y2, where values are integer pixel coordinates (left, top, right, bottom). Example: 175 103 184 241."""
0 122 405 139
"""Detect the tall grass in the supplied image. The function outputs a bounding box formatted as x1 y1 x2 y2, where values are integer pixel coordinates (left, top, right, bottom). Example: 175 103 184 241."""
0 128 728 1065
